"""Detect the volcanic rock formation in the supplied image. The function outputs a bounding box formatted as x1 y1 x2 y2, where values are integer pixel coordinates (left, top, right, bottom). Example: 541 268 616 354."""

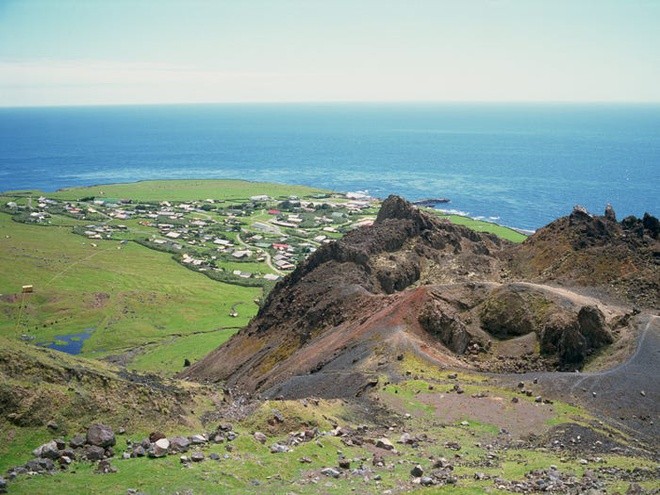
181 197 658 398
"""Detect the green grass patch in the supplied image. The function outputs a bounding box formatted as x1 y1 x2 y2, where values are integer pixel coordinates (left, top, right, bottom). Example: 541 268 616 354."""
0 212 260 358
129 328 239 376
45 179 328 203
434 212 528 243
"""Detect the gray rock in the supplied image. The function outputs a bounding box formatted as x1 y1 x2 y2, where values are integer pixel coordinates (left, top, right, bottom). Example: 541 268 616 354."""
169 436 191 453
270 443 289 453
95 459 117 474
338 459 350 469
148 438 170 458
420 476 435 486
191 451 205 463
84 445 106 461
87 424 116 448
410 464 424 477
0 476 6 494
70 434 86 448
375 438 394 450
190 434 207 445
253 432 268 444
59 456 73 466
180 455 190 464
209 453 220 461
32 440 60 460
321 467 341 478
132 445 146 457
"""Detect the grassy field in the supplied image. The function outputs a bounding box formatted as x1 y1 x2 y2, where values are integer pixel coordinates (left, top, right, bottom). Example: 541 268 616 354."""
41 179 328 202
0 212 260 363
436 213 528 243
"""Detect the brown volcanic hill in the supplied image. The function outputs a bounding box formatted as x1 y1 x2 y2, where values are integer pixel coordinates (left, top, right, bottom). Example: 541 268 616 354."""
506 206 659 308
181 197 658 398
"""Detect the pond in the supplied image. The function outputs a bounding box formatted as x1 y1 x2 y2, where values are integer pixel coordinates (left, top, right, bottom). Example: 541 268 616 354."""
37 328 94 355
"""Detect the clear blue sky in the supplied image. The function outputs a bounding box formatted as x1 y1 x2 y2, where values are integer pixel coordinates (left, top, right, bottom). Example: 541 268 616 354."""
1 0 659 106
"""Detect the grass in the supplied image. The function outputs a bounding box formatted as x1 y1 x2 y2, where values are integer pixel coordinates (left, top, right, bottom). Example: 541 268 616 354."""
434 212 528 243
129 328 239 376
0 212 260 358
42 179 328 202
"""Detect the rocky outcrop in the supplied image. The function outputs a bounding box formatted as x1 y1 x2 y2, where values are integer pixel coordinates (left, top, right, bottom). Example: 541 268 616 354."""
181 197 653 396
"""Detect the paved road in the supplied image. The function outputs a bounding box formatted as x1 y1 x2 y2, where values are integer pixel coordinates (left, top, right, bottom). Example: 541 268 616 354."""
496 314 659 447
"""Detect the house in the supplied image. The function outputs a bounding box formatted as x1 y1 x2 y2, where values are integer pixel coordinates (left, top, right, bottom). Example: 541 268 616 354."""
250 195 270 202
272 243 289 251
232 250 252 259
165 231 181 239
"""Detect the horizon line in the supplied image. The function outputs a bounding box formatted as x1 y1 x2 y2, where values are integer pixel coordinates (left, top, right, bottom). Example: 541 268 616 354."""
2 99 660 110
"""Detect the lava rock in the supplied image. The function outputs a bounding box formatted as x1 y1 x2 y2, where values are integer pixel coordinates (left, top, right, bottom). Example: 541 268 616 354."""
87 424 116 448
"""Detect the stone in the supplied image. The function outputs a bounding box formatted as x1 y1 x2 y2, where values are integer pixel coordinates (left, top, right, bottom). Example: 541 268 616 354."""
169 436 191 453
420 476 435 486
70 434 86 448
321 467 341 478
410 464 424 477
180 455 190 464
32 440 60 460
535 396 543 403
87 424 116 448
149 438 170 458
375 438 394 450
445 441 461 451
448 373 458 379
148 431 166 443
190 434 207 444
372 454 384 467
95 459 117 474
0 476 6 494
191 451 205 462
84 445 106 461
270 443 289 454
209 453 220 461
132 445 146 457
47 421 59 431
253 432 268 444
218 423 233 432
338 459 351 469
59 456 73 466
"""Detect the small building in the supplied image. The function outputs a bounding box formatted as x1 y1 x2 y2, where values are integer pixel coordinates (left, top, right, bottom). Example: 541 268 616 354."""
22 285 33 293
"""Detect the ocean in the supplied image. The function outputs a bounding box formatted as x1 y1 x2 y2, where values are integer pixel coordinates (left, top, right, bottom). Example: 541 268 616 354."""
0 102 658 231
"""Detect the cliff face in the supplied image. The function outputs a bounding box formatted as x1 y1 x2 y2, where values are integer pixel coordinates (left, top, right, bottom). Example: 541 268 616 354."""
180 198 658 398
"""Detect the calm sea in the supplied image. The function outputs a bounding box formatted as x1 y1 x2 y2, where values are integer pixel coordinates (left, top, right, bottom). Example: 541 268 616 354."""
1 103 658 230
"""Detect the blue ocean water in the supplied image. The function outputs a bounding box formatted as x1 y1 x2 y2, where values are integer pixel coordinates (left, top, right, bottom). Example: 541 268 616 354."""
0 103 658 230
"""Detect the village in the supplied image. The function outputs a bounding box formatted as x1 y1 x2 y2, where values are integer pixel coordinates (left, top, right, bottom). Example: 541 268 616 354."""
3 190 379 291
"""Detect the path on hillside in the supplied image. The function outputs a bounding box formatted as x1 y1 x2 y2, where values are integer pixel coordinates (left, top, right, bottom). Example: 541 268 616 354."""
495 314 660 447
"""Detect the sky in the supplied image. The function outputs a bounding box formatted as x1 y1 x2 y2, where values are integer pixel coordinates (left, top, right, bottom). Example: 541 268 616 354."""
0 0 659 106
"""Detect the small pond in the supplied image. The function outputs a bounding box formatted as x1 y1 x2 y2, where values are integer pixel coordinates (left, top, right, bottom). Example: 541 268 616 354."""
37 328 94 355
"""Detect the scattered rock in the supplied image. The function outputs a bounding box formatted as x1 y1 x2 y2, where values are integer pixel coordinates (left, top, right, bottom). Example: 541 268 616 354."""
149 438 170 458
253 432 268 444
420 476 435 486
87 424 116 448
376 438 394 450
410 464 424 477
169 436 191 453
95 459 117 474
270 443 289 454
148 431 166 443
0 476 6 494
191 451 205 463
321 467 341 478
70 434 86 449
32 440 59 460
338 458 351 469
84 445 106 461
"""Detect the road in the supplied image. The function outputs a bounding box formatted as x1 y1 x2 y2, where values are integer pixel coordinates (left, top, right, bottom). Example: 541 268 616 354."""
496 314 660 447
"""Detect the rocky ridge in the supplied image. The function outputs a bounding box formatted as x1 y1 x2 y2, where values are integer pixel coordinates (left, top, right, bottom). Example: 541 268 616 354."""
181 196 658 399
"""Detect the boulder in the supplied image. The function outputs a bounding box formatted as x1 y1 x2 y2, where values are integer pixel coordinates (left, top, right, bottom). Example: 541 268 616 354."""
169 436 191 453
321 467 341 478
411 464 424 477
83 445 106 461
191 451 205 463
148 431 166 443
418 301 470 354
69 434 86 449
376 438 394 450
149 438 170 458
86 424 116 448
577 306 612 349
253 432 268 444
32 440 60 460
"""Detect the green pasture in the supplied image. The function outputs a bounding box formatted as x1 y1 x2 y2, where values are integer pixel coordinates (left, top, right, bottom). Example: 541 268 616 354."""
42 179 327 202
435 212 528 243
0 212 260 358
